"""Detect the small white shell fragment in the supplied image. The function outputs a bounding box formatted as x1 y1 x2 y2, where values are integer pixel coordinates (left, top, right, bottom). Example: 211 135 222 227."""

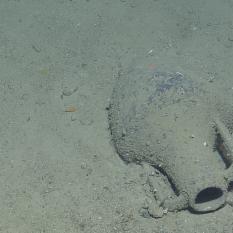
151 171 155 176
163 208 168 214
147 49 153 55
203 141 208 147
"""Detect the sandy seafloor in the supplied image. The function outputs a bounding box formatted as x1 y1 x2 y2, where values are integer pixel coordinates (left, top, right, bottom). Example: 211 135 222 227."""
1 0 233 232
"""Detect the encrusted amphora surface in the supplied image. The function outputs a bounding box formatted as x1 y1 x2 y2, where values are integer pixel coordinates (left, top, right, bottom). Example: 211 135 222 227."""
108 65 233 214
